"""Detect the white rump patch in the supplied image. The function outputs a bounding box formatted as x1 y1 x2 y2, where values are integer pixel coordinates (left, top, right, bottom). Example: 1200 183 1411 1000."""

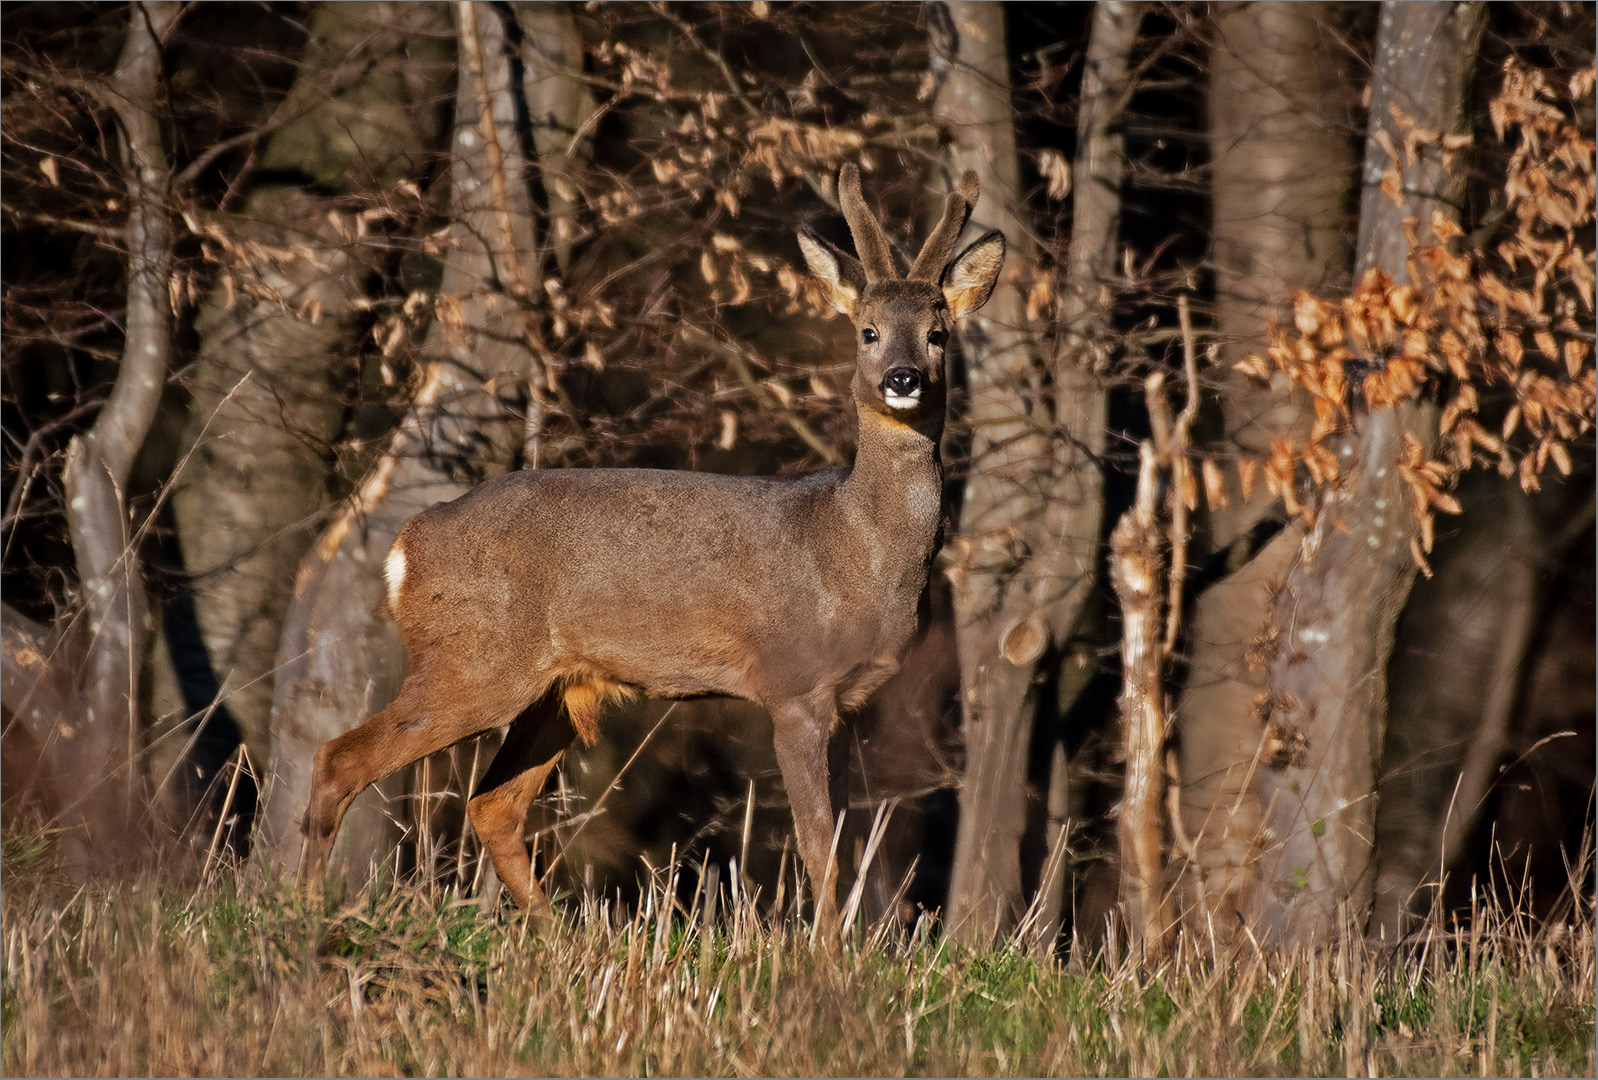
884 391 921 410
384 544 406 608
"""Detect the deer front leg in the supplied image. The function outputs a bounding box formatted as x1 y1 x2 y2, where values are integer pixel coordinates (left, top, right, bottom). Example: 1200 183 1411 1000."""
771 698 844 940
297 697 430 895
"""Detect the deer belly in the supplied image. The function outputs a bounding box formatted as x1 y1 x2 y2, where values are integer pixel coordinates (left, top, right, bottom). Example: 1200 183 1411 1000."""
541 597 761 701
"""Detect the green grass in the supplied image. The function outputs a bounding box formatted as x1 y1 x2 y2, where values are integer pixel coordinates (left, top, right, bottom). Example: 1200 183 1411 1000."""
1 845 1592 1076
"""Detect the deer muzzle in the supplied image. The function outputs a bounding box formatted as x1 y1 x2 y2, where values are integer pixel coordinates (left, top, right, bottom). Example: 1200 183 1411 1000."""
880 367 925 410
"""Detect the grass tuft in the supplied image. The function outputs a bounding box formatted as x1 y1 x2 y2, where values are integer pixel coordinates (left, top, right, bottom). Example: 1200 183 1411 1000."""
1 836 1593 1077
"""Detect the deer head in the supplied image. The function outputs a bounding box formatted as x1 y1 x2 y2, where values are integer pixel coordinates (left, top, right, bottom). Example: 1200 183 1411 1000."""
797 163 1006 436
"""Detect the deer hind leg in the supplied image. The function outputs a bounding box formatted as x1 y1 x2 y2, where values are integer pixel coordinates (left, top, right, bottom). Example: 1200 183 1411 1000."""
771 697 845 940
467 691 576 922
299 669 532 893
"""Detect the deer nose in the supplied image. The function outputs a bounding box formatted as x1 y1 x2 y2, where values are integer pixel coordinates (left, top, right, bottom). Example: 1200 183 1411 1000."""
880 368 924 409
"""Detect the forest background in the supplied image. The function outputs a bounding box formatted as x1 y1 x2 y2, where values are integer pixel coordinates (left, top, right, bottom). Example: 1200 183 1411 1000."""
2 0 1594 968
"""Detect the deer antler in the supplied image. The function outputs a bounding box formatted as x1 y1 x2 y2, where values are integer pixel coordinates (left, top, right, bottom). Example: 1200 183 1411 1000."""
908 171 980 283
838 163 898 282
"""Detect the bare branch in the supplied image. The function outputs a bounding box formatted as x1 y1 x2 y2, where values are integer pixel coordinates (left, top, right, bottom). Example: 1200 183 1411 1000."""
52 0 180 872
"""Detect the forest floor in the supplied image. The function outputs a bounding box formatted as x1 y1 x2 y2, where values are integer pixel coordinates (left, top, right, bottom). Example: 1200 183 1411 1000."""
1 828 1593 1078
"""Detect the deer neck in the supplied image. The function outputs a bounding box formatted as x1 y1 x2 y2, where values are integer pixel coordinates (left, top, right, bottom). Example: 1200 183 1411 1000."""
839 406 944 548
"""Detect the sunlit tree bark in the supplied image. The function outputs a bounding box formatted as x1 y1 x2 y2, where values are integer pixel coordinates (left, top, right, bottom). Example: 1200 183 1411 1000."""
160 2 452 795
1372 473 1542 937
1032 0 1141 953
517 1 594 275
26 0 181 875
1178 0 1355 940
1206 0 1355 544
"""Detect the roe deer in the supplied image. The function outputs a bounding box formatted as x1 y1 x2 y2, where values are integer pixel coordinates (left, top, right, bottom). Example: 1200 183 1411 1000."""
298 164 1005 933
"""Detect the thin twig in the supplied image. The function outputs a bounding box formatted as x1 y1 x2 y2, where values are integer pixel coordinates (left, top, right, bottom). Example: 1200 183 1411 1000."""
1163 294 1201 655
0 203 123 242
544 702 678 877
684 326 843 465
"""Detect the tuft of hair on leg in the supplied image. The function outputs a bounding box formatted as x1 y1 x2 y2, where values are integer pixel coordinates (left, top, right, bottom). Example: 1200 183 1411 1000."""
559 669 636 745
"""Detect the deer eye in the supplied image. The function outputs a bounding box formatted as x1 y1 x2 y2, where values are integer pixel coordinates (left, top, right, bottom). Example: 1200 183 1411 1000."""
927 329 947 348
861 328 878 344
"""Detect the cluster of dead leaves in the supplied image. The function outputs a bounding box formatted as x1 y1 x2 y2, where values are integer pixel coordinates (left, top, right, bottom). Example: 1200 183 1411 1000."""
1235 59 1595 566
182 203 393 326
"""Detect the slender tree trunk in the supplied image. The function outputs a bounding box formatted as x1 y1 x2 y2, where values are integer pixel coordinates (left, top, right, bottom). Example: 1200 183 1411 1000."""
44 1 181 876
1109 314 1200 961
1033 0 1141 952
935 0 1139 944
1110 443 1171 957
1241 1 1486 948
517 2 594 274
933 0 1046 946
262 1 552 879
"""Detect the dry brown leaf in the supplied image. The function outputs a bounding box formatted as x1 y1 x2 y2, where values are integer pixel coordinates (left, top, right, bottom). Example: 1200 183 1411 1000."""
1201 458 1227 511
1039 149 1072 201
1237 458 1259 503
1549 440 1572 476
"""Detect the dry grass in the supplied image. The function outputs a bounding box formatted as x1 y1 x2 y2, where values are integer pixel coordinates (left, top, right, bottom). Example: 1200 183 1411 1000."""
1 831 1593 1078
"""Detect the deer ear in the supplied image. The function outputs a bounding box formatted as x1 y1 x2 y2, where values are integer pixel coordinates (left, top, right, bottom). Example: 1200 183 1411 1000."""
798 226 865 317
942 230 1006 318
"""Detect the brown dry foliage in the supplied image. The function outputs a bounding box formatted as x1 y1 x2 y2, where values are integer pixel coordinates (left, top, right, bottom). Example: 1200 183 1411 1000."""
1234 59 1596 571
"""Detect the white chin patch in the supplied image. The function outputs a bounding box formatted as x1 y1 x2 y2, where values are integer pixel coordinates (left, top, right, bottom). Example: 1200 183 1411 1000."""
884 392 921 411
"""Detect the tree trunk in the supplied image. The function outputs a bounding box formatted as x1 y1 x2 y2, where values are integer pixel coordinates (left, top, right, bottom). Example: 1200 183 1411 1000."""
516 2 594 274
1033 0 1141 953
935 0 1139 945
1240 0 1486 948
261 1 551 880
47 0 181 876
1206 0 1355 546
1178 0 1356 942
156 194 364 805
1109 443 1171 958
156 2 452 804
1372 473 1541 938
1174 522 1305 941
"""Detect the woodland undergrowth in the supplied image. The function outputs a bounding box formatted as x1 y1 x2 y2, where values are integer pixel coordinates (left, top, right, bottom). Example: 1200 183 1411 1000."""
1 827 1592 1078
